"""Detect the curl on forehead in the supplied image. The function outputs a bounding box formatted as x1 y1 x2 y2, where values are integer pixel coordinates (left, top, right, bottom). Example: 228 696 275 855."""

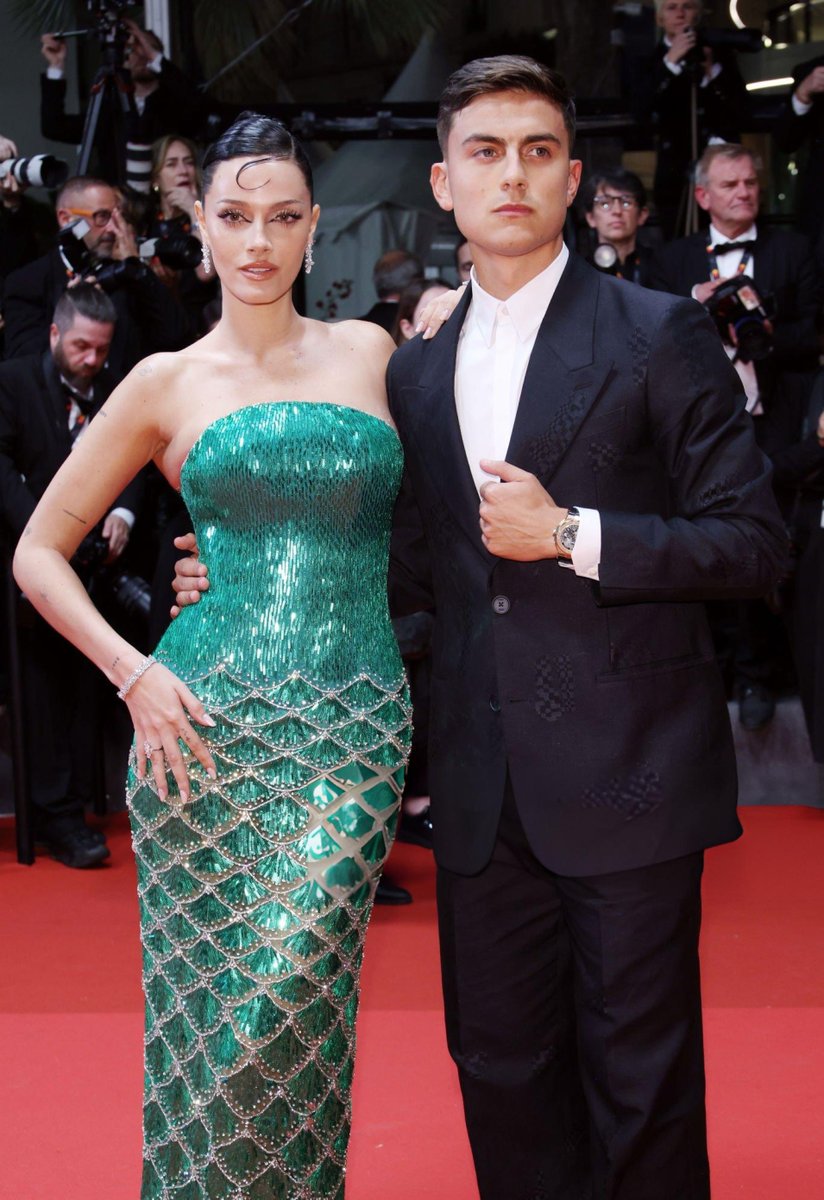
201 112 313 202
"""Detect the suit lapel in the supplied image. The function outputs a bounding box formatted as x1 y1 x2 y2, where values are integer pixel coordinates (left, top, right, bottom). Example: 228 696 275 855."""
505 254 614 484
405 287 495 561
41 352 72 452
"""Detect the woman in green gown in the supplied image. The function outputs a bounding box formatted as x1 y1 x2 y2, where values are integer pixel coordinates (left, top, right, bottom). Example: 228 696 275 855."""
14 114 415 1199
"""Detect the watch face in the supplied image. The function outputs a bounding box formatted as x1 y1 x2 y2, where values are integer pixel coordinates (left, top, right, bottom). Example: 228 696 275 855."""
559 522 578 553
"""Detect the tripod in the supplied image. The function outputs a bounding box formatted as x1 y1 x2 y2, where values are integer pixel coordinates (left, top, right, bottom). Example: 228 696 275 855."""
76 24 134 183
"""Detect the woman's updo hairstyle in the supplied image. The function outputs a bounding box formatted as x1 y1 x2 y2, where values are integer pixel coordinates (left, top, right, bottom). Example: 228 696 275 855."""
201 111 313 202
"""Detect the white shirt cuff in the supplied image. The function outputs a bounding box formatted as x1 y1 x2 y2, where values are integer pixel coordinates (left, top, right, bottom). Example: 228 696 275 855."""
147 53 163 74
109 507 135 530
46 67 65 80
664 58 682 76
701 62 722 87
557 507 601 581
792 93 813 116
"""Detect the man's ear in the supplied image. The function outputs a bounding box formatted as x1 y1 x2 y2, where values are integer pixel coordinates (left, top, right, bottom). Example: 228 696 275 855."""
430 161 453 213
566 159 583 207
637 206 650 228
695 186 711 215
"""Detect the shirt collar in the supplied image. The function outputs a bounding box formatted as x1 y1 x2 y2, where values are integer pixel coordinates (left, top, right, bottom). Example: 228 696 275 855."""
709 222 758 248
467 244 570 348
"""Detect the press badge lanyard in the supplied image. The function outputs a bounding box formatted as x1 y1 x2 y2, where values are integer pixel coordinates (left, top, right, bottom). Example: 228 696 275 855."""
706 243 754 281
615 251 642 284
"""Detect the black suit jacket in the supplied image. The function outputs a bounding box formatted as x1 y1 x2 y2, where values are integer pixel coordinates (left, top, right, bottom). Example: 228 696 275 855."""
1 248 192 377
0 352 140 540
648 226 822 401
388 253 785 878
774 56 824 244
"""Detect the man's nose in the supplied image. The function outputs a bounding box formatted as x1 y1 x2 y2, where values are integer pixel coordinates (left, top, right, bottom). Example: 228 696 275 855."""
501 150 526 189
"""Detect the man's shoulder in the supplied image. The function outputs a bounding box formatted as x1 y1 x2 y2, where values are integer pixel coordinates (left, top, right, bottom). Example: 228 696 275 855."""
0 354 47 400
3 249 57 295
596 263 690 322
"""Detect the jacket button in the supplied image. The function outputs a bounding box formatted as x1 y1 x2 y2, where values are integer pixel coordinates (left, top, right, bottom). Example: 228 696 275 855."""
489 696 501 713
492 595 510 615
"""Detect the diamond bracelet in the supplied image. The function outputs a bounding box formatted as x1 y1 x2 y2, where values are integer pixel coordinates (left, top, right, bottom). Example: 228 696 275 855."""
116 654 158 701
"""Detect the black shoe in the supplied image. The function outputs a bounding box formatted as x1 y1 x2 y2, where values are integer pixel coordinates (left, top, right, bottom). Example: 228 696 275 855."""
375 874 412 905
38 824 111 869
397 805 433 849
739 684 776 732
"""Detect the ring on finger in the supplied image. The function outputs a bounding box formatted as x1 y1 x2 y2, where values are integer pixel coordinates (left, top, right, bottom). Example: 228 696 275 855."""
143 739 163 756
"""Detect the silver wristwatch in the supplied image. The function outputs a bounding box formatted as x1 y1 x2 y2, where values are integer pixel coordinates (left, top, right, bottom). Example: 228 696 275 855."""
553 507 580 559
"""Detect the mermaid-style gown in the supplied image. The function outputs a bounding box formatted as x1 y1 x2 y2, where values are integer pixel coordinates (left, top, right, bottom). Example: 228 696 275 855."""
126 402 411 1200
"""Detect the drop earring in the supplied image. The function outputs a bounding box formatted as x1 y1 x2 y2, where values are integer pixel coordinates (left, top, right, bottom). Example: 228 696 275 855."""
201 241 212 274
304 239 314 275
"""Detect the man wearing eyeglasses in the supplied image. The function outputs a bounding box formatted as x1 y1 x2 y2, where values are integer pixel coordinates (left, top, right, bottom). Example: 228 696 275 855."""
580 168 655 287
1 175 191 378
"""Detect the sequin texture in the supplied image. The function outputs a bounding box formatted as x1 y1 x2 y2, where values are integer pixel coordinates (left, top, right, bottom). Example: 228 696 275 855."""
127 403 411 1199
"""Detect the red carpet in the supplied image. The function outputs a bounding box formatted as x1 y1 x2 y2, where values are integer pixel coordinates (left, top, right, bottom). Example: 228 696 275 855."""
1 807 823 1198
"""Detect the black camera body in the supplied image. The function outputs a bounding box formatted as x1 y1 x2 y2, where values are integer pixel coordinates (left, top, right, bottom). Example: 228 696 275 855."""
140 223 203 271
704 275 774 363
682 24 762 74
74 527 151 621
57 217 148 292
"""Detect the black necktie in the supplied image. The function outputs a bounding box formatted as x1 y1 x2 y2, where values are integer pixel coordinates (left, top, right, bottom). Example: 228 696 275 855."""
712 240 756 255
63 383 94 440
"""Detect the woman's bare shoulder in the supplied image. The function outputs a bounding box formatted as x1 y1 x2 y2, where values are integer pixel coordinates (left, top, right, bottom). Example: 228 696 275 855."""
326 318 396 360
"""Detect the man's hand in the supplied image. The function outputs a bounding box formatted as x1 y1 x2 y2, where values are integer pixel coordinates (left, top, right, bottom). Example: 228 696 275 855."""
102 513 130 562
110 207 139 260
170 533 208 618
478 460 566 561
664 28 697 66
165 185 197 221
41 34 67 72
693 276 731 306
0 134 18 161
123 18 161 63
796 66 824 106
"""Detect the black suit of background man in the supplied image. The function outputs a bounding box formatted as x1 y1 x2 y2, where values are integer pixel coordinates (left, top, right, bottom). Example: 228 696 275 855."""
0 351 140 856
388 252 785 1198
1 246 192 377
774 55 824 252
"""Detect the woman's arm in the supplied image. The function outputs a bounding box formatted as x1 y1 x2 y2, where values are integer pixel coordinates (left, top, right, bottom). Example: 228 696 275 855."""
13 356 216 798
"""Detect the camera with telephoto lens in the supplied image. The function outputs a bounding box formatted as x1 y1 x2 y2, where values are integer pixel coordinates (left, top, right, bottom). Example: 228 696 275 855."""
682 24 763 74
74 528 151 620
57 217 148 291
703 275 774 363
138 232 203 271
0 154 68 190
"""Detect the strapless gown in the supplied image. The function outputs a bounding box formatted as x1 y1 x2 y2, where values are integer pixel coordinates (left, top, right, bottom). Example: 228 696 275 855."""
126 402 412 1200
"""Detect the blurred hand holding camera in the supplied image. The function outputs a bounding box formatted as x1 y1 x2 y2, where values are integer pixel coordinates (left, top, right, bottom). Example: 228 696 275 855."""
40 33 67 72
796 65 824 106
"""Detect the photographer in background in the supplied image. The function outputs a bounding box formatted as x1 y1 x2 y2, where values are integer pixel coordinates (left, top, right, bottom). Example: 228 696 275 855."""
0 135 57 286
650 143 821 731
0 286 141 867
580 168 655 286
646 0 748 237
145 135 216 337
41 19 204 193
2 175 192 375
774 55 824 251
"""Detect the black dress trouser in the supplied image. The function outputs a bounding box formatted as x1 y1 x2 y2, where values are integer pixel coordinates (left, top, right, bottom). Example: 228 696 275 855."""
436 781 709 1200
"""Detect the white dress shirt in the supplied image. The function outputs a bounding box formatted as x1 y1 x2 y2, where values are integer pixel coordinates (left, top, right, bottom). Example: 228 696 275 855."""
454 245 601 580
661 37 722 86
693 223 761 414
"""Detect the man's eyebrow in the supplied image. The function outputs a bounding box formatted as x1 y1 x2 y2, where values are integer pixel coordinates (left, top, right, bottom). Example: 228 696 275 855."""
461 132 562 149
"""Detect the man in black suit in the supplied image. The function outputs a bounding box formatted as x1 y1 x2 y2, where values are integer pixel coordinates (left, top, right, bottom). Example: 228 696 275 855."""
172 58 785 1199
0 285 140 868
2 176 192 376
649 142 820 729
644 0 748 237
774 55 824 249
386 57 784 1199
360 249 423 332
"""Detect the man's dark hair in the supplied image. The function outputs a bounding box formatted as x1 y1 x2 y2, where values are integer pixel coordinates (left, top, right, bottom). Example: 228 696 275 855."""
436 55 576 154
202 111 313 201
580 167 648 212
53 284 117 334
373 250 424 300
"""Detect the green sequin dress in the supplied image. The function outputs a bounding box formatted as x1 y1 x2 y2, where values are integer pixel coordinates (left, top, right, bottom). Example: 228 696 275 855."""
126 402 411 1200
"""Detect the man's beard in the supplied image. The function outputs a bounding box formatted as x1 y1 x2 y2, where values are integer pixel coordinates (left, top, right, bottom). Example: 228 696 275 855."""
53 341 95 393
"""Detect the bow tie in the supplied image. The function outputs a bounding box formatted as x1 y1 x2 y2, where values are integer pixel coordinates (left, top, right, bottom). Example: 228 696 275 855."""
712 240 756 255
62 382 95 416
